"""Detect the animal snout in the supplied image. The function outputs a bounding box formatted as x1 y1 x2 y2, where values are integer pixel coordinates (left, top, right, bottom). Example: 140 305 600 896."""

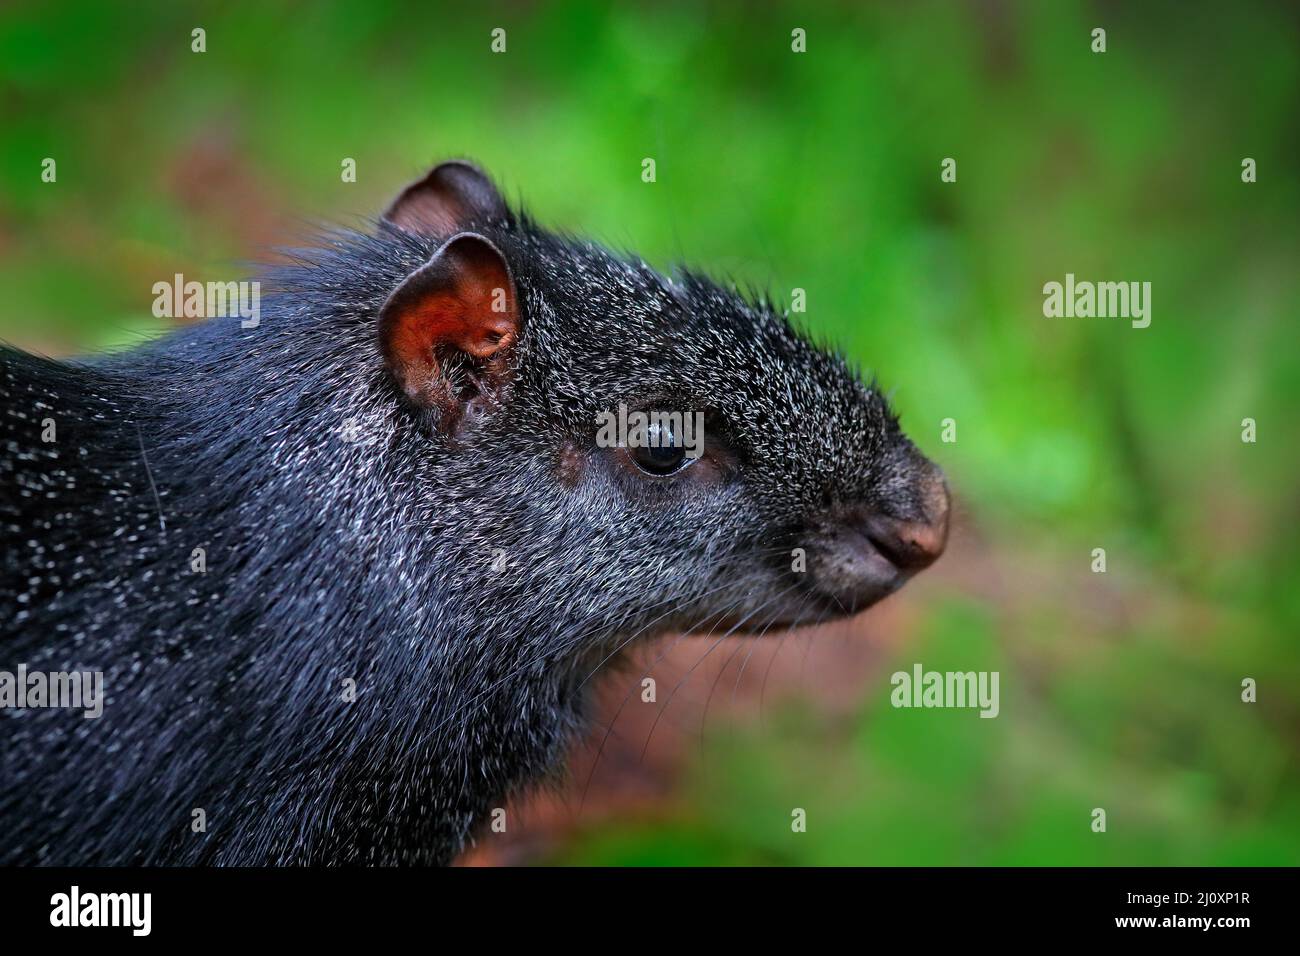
803 461 949 613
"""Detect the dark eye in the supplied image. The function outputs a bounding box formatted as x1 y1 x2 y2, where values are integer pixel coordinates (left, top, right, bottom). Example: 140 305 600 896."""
629 421 691 476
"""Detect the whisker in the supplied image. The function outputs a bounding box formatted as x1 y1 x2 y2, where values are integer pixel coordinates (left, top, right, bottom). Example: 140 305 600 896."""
699 637 750 743
573 574 747 692
412 575 737 752
637 582 801 763
575 588 754 813
757 592 816 725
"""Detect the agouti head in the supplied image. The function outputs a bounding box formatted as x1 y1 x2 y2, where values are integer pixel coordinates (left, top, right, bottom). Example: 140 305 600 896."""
368 161 949 659
0 158 952 866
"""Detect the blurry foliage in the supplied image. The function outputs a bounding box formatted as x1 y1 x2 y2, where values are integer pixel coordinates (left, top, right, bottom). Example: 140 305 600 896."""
1 0 1296 864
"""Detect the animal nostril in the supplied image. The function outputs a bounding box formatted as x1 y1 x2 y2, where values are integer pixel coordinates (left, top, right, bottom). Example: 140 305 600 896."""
863 513 946 571
862 467 950 571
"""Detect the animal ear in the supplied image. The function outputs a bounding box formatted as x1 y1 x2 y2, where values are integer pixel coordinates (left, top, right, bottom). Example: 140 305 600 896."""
378 232 520 428
382 160 510 236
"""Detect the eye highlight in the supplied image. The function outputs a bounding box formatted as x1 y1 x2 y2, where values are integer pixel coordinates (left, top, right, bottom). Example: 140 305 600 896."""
628 420 692 476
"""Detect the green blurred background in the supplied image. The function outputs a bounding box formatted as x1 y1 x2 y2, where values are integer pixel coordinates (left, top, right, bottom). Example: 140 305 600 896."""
2 0 1297 864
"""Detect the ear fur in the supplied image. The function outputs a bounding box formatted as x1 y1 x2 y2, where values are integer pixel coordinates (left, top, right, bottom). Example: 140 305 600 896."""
383 160 510 237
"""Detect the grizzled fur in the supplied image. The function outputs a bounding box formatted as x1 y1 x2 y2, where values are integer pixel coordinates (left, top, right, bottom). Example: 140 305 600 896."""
1 187 932 865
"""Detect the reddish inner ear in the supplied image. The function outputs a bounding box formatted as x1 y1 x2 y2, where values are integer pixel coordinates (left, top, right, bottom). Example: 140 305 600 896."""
379 234 519 417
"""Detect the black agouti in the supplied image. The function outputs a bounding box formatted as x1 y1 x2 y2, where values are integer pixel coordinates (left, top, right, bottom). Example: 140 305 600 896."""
0 161 949 865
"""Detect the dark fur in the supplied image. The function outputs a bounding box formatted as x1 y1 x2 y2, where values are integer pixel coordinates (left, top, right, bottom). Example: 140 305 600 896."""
1 184 935 864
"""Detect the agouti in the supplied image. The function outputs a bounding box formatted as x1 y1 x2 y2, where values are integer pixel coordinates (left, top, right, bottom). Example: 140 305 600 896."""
0 161 948 865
